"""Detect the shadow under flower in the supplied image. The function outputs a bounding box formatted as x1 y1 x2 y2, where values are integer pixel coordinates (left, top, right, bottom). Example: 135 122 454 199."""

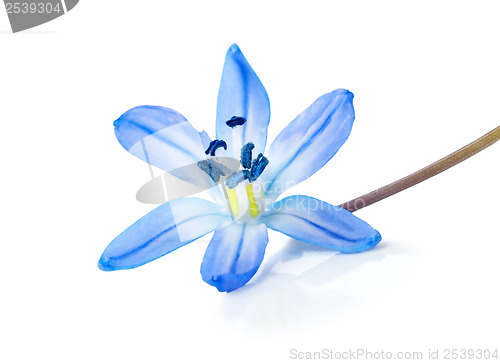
214 238 405 333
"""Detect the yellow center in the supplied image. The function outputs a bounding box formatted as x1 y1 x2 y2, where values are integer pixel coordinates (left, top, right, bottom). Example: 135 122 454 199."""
224 182 265 222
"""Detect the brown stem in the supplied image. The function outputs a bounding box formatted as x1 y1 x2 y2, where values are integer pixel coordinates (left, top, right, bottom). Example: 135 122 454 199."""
339 124 500 213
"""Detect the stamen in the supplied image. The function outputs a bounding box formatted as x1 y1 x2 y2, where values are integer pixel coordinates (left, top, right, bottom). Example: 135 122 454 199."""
225 186 239 217
204 139 227 156
226 116 247 128
225 170 251 189
250 153 269 181
245 184 259 218
197 159 230 183
210 159 234 175
240 142 254 169
204 140 218 155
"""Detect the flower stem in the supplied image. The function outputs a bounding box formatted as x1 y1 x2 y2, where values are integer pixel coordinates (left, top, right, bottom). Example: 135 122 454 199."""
339 124 500 213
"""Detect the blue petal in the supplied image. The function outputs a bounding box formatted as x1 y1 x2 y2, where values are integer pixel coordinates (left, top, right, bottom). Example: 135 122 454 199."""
260 89 355 202
216 44 271 157
98 198 230 271
200 223 268 292
199 130 212 150
114 105 207 174
260 195 381 253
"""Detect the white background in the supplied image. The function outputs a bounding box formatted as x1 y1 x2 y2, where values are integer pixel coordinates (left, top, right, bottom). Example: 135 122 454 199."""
1 1 499 362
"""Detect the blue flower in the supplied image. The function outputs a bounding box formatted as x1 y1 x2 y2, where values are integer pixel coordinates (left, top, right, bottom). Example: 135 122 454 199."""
98 44 382 292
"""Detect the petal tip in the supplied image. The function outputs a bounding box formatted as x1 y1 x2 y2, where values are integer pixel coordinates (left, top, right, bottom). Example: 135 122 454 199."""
333 88 354 99
355 230 382 253
201 270 248 293
371 230 383 247
228 43 240 54
206 276 243 293
98 256 115 271
344 229 382 254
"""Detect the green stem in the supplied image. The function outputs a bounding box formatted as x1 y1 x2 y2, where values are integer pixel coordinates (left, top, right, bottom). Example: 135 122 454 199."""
339 124 500 213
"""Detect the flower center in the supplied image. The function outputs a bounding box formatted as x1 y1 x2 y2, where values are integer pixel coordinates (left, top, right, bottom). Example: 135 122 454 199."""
224 181 265 222
197 116 270 222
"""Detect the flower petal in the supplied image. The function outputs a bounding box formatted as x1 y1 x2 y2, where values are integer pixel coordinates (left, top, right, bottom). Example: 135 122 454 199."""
261 89 355 201
98 198 230 271
199 130 212 150
200 223 268 292
260 195 381 253
216 44 271 157
114 105 208 174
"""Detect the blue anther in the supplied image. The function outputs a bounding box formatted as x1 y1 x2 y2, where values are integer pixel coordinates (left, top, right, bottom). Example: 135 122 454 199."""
210 159 234 176
240 142 254 169
205 139 227 156
225 170 251 189
197 159 229 183
226 116 247 128
204 140 218 155
250 153 269 181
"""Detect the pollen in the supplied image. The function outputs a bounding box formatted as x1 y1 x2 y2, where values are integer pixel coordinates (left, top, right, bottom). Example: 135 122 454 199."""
204 139 227 156
240 142 255 169
225 116 247 128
